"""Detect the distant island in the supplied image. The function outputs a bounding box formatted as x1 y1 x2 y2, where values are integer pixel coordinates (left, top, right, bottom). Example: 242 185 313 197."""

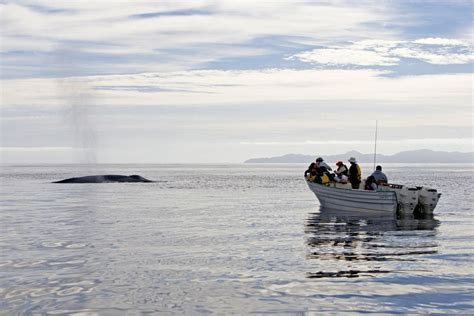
244 149 474 163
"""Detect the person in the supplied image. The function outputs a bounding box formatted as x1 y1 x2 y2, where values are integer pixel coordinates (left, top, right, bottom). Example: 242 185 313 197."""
308 168 318 182
305 163 319 182
315 157 334 182
364 175 377 190
347 157 361 189
305 162 316 179
333 161 348 181
305 162 330 185
334 161 348 175
315 157 332 172
370 165 388 185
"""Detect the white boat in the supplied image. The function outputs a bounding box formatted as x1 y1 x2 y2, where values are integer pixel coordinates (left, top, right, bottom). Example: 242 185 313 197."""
310 121 442 214
307 181 398 213
306 180 440 214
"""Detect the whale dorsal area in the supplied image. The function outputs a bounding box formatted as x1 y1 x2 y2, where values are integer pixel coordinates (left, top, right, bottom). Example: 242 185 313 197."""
53 175 154 183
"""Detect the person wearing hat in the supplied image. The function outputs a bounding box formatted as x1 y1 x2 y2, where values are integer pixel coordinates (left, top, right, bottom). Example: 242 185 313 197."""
334 160 348 183
347 157 361 189
315 157 332 173
315 157 334 182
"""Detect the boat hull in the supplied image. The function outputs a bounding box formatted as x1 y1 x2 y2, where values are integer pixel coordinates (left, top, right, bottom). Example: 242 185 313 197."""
307 181 398 214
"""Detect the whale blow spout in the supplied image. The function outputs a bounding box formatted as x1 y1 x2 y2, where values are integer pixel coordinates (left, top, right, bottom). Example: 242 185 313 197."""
53 175 155 183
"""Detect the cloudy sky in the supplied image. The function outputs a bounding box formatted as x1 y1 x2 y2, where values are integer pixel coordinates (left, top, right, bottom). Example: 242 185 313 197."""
1 0 473 163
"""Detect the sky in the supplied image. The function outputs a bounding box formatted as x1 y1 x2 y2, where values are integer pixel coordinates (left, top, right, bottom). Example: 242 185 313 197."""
1 0 473 163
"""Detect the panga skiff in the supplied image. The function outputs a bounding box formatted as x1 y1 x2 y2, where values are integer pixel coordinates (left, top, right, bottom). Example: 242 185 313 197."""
306 180 440 214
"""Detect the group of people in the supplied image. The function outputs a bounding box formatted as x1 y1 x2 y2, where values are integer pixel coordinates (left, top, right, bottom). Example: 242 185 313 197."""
305 156 388 191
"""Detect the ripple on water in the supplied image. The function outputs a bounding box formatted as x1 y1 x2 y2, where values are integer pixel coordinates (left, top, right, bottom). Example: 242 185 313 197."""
1 277 101 315
304 208 441 279
0 164 473 314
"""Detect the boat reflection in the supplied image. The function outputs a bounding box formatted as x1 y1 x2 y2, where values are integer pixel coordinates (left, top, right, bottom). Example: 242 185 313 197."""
305 207 440 278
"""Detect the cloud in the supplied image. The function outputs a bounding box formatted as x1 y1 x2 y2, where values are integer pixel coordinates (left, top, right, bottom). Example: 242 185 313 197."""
289 38 474 66
240 138 474 146
288 48 399 66
2 69 471 108
389 46 473 65
1 1 473 163
412 37 469 46
0 1 400 76
2 2 379 48
2 2 472 78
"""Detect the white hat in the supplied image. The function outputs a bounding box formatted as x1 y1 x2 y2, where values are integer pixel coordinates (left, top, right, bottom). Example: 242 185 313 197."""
348 157 357 163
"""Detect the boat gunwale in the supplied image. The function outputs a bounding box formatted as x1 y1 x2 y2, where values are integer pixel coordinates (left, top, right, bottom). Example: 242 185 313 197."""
307 181 397 197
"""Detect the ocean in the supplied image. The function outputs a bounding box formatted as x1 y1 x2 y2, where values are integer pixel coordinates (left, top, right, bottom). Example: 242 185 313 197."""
1 163 473 314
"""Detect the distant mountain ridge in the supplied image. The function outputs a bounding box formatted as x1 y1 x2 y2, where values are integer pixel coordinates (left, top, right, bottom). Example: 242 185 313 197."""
244 149 473 163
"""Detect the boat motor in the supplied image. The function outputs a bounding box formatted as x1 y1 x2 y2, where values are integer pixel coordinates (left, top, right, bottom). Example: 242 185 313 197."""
396 186 419 213
416 187 440 214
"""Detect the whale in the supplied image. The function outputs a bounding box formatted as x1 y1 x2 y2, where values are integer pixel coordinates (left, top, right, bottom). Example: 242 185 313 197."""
53 175 154 183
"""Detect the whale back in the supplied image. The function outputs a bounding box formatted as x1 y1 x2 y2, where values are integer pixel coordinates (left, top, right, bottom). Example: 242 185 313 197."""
53 174 154 183
129 175 154 182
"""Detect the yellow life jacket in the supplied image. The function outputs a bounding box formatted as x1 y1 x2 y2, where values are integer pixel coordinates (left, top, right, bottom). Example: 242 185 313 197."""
320 174 330 185
308 174 317 182
356 164 361 181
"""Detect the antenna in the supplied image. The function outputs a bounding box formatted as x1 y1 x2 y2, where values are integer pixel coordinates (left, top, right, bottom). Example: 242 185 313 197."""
373 120 378 170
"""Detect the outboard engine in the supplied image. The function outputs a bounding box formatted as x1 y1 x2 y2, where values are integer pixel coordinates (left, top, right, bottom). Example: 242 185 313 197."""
416 187 440 214
397 186 419 214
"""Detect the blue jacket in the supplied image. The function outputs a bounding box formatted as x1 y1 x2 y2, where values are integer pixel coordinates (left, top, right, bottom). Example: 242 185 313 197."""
370 170 388 183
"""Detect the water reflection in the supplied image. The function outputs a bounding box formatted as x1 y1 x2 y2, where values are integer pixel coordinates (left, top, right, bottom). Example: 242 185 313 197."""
305 207 440 278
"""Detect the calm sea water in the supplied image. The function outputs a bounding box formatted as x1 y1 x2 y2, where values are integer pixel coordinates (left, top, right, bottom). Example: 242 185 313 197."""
1 163 473 315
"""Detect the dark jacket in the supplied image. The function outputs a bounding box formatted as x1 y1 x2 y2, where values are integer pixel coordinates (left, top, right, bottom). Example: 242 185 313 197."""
365 176 377 190
348 163 361 184
305 163 316 178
